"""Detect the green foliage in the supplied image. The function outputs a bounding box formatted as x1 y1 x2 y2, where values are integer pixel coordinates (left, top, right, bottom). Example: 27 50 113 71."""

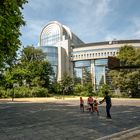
31 87 50 97
0 0 28 68
118 45 136 66
109 45 140 97
84 82 93 95
74 83 84 94
0 86 50 98
4 65 29 87
3 46 54 90
80 91 89 97
0 87 9 98
20 46 54 88
13 86 31 98
74 76 81 84
60 74 74 95
81 67 92 85
74 82 94 96
25 60 54 88
0 46 54 98
51 82 62 94
74 83 87 96
97 84 110 97
21 46 46 63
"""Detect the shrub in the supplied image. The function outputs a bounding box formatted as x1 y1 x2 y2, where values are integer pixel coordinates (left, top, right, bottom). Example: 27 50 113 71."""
31 87 50 97
80 91 89 96
0 86 52 98
74 83 84 94
0 87 9 98
14 86 32 98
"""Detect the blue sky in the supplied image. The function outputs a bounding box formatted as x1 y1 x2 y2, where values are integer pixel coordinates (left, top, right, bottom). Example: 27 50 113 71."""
20 0 140 47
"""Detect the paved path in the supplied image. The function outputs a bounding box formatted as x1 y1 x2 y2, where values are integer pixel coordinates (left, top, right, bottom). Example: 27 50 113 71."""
0 98 140 140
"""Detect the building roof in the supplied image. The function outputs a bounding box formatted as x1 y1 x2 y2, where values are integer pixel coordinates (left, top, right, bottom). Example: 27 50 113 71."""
74 39 140 48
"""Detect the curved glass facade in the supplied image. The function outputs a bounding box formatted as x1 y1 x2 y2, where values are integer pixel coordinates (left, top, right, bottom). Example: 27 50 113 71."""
40 23 61 46
41 46 58 66
40 46 58 77
41 34 60 46
39 21 140 91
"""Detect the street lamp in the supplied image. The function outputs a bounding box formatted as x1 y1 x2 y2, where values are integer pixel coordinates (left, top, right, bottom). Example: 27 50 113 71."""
12 83 18 101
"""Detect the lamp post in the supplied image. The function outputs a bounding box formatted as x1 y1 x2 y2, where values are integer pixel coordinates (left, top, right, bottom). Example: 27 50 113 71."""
12 83 18 101
12 83 15 101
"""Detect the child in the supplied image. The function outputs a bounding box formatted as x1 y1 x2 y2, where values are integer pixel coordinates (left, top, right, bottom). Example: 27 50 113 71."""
87 95 94 112
80 97 84 112
93 100 99 116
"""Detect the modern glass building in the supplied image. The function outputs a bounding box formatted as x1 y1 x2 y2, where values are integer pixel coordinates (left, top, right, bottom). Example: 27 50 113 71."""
39 21 140 90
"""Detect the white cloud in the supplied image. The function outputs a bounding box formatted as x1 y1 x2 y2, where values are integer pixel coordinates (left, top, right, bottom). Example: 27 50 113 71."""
20 19 49 46
95 0 112 17
26 0 51 10
21 0 140 45
132 17 140 38
103 16 140 41
64 0 112 42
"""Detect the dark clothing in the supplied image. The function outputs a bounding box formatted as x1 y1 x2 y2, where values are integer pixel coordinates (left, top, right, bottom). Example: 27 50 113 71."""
106 104 111 118
105 95 111 105
104 95 112 119
88 103 94 112
80 103 84 108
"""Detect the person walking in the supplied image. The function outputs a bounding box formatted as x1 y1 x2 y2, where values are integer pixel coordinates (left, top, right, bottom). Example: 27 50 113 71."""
100 91 112 119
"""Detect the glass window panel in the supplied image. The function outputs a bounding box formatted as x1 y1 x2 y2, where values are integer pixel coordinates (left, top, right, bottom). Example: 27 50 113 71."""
95 59 108 65
40 46 58 66
74 60 91 67
95 66 105 89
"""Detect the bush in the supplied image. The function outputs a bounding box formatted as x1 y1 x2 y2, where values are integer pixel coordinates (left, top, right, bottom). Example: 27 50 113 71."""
74 84 84 94
74 83 94 96
84 82 93 94
0 86 52 98
51 82 62 94
0 87 9 98
97 84 110 97
14 86 32 98
80 91 89 96
31 87 50 97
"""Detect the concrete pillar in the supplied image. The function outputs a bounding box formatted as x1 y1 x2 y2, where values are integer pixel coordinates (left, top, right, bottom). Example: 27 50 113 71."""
91 60 96 91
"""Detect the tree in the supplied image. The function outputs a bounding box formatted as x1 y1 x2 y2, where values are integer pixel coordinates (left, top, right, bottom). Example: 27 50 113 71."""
0 0 28 68
118 45 136 66
60 74 74 95
4 65 28 88
21 46 46 63
109 45 140 97
20 46 54 88
4 46 54 90
81 67 92 85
